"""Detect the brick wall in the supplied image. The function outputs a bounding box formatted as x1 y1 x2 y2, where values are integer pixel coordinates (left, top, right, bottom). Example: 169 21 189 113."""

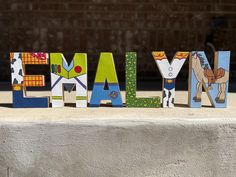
0 0 235 89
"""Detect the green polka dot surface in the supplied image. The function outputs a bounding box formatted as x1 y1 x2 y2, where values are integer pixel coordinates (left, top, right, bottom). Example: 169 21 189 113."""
125 52 161 108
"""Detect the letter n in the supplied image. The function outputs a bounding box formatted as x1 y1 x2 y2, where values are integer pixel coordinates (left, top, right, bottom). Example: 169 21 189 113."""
188 51 230 108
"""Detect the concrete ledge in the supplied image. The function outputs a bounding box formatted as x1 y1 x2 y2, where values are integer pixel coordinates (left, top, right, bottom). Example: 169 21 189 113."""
0 92 235 177
0 119 236 177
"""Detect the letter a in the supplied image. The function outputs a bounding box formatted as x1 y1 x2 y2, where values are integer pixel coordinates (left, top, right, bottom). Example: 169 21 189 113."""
90 53 122 107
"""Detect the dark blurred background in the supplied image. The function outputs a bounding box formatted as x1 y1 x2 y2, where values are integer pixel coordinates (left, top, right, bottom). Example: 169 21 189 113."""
0 0 235 91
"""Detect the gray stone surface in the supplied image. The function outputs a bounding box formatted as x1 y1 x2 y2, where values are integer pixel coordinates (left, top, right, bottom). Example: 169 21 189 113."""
0 91 235 177
0 119 236 177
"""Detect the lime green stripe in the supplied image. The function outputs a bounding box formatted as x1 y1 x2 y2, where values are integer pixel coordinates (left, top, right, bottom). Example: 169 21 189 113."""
94 53 119 83
76 96 87 100
52 96 63 100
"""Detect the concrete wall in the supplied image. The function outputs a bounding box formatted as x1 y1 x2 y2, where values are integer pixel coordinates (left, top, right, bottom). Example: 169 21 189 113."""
0 119 236 177
0 91 235 176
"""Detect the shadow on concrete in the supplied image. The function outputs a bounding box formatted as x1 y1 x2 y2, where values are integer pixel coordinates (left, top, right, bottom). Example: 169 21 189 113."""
0 103 12 108
174 103 213 108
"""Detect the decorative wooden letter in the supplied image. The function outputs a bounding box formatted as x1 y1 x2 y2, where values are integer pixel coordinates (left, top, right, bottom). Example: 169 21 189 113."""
90 53 122 107
10 52 49 108
152 51 189 108
188 51 230 108
126 52 161 108
50 53 87 108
